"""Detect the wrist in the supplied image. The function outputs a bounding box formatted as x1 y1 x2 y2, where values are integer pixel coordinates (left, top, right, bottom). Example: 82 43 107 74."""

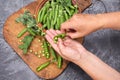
96 13 107 29
72 49 90 65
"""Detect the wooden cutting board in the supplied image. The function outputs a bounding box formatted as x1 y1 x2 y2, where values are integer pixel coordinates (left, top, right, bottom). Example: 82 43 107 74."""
3 0 91 79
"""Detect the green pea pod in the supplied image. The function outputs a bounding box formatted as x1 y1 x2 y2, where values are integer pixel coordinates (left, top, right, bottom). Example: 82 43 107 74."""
49 9 52 20
56 16 60 30
64 6 71 16
58 33 66 38
17 28 27 38
54 36 58 43
59 5 64 11
53 5 59 25
37 9 42 23
74 5 78 14
49 9 54 29
50 48 58 61
51 6 55 18
53 33 66 43
64 11 69 21
36 61 50 72
40 2 50 23
51 0 55 20
43 40 50 58
39 7 46 22
71 9 75 16
43 13 48 24
60 15 65 25
27 28 36 36
43 24 47 29
46 17 51 29
74 8 78 14
51 19 54 29
68 5 75 9
51 0 55 6
58 56 63 69
43 8 51 24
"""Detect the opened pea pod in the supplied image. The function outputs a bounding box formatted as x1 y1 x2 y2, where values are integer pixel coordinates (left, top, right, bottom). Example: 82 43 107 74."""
53 33 66 43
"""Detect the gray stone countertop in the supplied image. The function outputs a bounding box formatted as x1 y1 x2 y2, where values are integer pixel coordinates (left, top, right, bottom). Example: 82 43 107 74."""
0 0 120 80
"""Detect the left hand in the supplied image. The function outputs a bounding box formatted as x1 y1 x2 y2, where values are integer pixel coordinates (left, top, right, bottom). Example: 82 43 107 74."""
45 29 87 62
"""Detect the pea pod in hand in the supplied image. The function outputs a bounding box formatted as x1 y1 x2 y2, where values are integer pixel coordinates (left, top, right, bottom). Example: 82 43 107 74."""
53 33 66 43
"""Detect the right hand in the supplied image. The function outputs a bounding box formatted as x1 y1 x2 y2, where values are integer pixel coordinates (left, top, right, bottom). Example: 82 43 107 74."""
61 14 104 38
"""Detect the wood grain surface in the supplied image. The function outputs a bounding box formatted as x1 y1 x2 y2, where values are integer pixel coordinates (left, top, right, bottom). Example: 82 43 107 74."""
3 0 91 79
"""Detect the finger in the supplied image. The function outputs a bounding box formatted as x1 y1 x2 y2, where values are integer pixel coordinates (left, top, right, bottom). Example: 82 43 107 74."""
49 29 58 35
62 37 74 46
45 34 55 47
45 35 60 53
56 38 65 56
56 39 65 56
57 39 65 52
56 30 62 34
72 0 75 4
49 29 58 39
66 32 81 39
46 30 56 39
60 19 74 32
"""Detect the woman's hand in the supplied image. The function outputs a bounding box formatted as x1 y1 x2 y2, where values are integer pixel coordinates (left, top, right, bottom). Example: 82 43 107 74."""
45 29 120 80
61 14 104 38
45 29 87 62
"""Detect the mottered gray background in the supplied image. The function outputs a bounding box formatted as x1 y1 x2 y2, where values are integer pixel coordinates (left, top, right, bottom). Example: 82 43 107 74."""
0 0 120 80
